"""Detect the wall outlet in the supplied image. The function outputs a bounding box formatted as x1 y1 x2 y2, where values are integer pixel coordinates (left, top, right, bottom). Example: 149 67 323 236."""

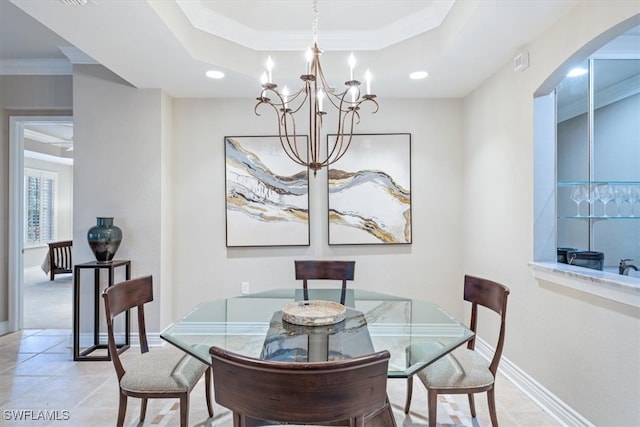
241 281 250 294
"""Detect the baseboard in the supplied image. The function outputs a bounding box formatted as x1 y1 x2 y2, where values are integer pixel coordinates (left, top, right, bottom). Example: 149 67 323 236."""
475 338 594 427
0 321 9 336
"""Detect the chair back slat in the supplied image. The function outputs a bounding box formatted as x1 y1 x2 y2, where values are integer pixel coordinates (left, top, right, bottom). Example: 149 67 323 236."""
295 260 355 305
48 240 73 280
105 276 153 318
103 276 153 377
464 274 509 315
463 274 510 374
210 346 389 426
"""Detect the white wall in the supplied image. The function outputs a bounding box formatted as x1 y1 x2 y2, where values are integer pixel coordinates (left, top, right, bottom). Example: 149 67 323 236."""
72 65 166 331
170 97 464 319
463 2 640 424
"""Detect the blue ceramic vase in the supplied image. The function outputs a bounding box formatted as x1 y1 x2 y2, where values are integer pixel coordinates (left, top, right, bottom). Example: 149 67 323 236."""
87 217 122 262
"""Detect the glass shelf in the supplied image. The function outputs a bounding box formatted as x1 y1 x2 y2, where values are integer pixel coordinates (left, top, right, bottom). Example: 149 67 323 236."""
557 181 640 186
558 216 639 220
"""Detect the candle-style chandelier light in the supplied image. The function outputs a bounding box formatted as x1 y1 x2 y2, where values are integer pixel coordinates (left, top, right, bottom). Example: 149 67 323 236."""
254 0 379 176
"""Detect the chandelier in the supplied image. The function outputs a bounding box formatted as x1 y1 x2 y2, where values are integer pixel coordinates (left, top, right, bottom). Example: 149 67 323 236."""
254 0 379 176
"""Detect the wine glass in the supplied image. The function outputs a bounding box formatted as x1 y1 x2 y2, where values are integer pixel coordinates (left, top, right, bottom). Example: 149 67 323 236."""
595 184 613 217
613 185 628 217
625 185 639 217
570 185 586 217
633 186 640 217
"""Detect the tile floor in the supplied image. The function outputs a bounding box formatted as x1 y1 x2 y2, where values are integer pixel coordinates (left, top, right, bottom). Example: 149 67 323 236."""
0 329 561 427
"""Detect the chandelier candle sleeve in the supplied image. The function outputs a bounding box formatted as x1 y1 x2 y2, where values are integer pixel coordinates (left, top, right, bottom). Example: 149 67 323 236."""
266 56 273 83
349 53 355 81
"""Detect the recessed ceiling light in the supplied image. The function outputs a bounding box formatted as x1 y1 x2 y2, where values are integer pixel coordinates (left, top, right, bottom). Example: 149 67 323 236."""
566 67 588 78
206 70 225 79
410 71 429 80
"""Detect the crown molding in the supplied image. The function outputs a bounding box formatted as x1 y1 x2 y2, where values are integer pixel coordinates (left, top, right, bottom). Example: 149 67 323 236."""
175 0 454 51
0 58 71 75
557 73 640 122
58 46 98 64
24 150 73 166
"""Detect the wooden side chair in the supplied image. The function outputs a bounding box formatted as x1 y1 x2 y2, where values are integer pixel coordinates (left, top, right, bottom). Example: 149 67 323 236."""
210 346 391 427
405 274 510 427
103 275 213 427
47 240 72 281
294 260 355 305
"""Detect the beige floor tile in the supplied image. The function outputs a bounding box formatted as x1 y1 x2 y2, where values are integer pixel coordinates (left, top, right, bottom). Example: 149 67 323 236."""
0 327 561 427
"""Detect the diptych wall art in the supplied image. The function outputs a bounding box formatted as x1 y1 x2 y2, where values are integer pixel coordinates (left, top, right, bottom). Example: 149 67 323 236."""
327 133 412 245
225 136 310 247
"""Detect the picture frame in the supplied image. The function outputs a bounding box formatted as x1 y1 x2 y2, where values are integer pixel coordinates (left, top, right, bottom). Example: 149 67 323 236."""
225 135 310 247
327 133 411 245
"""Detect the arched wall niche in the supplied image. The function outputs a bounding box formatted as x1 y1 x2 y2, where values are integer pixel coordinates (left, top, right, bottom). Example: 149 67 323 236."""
535 14 639 96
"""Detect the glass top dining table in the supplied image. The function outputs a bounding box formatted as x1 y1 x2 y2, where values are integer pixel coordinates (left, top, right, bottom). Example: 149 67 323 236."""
161 288 474 378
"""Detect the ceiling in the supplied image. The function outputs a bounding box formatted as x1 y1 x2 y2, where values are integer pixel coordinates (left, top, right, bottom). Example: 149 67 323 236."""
2 0 583 99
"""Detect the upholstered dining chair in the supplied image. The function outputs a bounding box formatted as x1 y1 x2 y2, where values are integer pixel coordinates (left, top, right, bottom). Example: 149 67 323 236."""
210 346 391 427
103 275 213 427
294 260 355 305
404 275 510 427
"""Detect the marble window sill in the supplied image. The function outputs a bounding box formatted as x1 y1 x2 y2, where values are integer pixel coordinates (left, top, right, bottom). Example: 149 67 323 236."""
529 261 640 308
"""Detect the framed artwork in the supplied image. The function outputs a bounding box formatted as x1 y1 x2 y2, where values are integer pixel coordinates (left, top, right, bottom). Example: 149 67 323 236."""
225 135 310 247
327 133 411 245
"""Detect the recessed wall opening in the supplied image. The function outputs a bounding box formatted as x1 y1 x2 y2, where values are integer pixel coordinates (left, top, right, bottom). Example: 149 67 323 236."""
533 21 640 290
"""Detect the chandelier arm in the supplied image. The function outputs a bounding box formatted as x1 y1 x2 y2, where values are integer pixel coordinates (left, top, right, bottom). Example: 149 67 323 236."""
323 91 349 112
286 91 310 115
324 106 353 166
256 100 305 167
330 111 359 165
279 109 309 167
261 93 307 168
359 97 380 114
316 66 356 113
325 107 346 162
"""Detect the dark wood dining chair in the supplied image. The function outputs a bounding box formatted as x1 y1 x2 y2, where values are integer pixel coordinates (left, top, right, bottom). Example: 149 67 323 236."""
47 240 72 280
404 275 510 426
210 346 391 427
294 260 355 305
103 276 213 427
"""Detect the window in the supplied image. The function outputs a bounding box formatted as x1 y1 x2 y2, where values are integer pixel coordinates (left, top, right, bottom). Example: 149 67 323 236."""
24 168 57 246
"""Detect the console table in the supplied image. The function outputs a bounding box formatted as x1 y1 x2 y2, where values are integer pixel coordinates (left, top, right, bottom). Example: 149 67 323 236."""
73 260 131 361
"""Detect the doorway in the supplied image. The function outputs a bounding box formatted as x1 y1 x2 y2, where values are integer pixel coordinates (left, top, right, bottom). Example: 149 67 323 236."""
9 116 73 332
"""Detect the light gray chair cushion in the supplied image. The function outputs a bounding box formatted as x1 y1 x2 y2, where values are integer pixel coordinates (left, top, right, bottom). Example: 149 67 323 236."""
416 347 494 390
120 346 208 394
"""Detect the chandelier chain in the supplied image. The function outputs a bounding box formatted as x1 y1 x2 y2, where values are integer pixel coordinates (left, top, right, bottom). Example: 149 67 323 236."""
312 0 319 44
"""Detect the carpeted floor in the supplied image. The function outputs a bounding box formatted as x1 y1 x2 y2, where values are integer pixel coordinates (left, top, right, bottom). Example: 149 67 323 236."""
23 267 73 329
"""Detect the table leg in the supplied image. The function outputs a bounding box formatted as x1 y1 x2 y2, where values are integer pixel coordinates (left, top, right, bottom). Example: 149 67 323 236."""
125 263 131 346
93 268 100 348
73 267 80 361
